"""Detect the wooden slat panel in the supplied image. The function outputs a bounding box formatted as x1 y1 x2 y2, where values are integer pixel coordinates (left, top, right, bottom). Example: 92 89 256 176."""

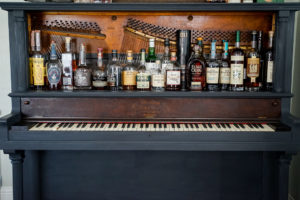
21 98 281 120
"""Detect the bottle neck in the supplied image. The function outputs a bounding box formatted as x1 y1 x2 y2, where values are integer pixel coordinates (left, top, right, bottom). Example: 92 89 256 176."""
268 36 273 49
251 34 257 49
140 52 146 65
210 41 216 59
112 53 118 62
127 54 133 64
50 44 57 60
235 32 240 48
35 32 41 52
257 36 262 53
222 41 229 60
79 49 86 66
97 56 103 68
164 46 170 57
65 42 71 53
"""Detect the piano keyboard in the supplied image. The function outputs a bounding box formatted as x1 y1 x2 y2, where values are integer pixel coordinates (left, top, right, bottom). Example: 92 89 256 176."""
29 122 275 132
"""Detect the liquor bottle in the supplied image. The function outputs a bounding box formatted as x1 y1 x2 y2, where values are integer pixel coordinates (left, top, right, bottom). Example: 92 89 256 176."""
206 40 220 91
62 37 73 91
264 31 274 91
161 38 172 74
230 31 244 91
219 40 230 91
166 52 181 91
145 38 157 74
122 50 138 90
187 38 206 91
32 30 45 90
46 41 62 90
29 30 35 89
152 59 165 92
246 31 260 92
74 43 92 90
71 41 78 73
92 48 107 90
107 50 122 91
257 31 264 90
136 49 151 91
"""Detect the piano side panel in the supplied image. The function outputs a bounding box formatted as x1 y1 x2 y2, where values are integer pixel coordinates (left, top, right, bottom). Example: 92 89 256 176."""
21 98 281 120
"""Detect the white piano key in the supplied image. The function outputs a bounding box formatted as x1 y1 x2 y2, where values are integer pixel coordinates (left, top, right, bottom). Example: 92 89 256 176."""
29 123 41 131
149 124 155 131
262 124 275 132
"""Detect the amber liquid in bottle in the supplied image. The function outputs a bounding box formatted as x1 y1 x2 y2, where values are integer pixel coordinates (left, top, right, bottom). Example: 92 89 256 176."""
122 50 138 91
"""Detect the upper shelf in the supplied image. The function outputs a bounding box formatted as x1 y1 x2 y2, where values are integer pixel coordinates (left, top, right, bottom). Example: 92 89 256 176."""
1 2 300 12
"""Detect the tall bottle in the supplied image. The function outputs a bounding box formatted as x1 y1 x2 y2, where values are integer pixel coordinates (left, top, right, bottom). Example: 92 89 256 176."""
32 30 45 91
166 52 181 91
246 31 260 92
187 38 206 91
257 31 264 90
74 43 92 90
206 40 220 91
107 50 122 91
46 41 62 90
136 49 151 91
71 41 78 73
230 31 244 92
264 31 274 91
145 38 157 74
92 48 107 90
122 50 138 90
62 37 73 91
29 30 35 89
219 40 230 91
161 38 172 74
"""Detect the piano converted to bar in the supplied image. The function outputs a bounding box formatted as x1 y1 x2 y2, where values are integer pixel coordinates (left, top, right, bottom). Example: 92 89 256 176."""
0 1 300 200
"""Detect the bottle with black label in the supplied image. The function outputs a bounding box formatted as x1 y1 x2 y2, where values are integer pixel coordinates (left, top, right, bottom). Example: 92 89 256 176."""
230 31 244 91
136 49 151 91
206 40 220 91
219 40 230 91
264 31 274 91
166 52 181 91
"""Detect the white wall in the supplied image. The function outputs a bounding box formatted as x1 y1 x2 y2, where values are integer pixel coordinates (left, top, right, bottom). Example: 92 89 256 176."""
0 1 24 199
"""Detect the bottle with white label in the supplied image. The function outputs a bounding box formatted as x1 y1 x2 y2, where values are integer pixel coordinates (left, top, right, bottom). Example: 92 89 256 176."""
122 50 138 91
230 31 245 92
151 60 165 92
264 31 274 91
206 40 220 91
136 49 151 91
161 39 172 74
62 37 73 91
145 38 157 75
92 48 107 90
166 52 181 91
219 40 230 91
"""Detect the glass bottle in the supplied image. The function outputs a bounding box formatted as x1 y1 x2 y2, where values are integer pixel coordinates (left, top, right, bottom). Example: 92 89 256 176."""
206 40 220 91
107 50 122 91
152 59 165 92
62 37 73 91
29 30 35 89
166 52 181 91
74 43 92 90
92 48 107 90
187 38 206 91
257 31 264 90
219 40 230 91
32 30 45 91
46 41 62 90
71 41 78 74
246 31 260 92
145 38 157 75
161 38 172 74
122 50 138 91
230 31 244 92
136 49 151 91
264 31 274 91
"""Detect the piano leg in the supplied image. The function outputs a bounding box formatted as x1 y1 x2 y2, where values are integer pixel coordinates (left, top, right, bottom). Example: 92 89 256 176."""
4 150 24 200
277 152 294 200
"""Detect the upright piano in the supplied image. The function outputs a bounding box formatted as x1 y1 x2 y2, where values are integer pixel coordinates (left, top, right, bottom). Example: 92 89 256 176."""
0 2 300 200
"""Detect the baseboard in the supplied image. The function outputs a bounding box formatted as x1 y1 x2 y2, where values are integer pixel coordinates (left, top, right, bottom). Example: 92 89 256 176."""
0 186 13 200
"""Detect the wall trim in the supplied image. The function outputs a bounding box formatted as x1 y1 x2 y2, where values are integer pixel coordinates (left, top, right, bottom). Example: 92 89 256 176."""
0 186 13 200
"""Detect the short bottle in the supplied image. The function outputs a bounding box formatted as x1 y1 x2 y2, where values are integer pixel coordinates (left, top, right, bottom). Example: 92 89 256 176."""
145 38 158 75
187 38 206 91
219 40 230 91
62 37 73 91
246 31 260 92
264 31 274 91
107 50 122 91
46 41 62 90
122 50 138 91
206 40 220 91
151 60 165 92
166 52 181 91
136 49 151 91
32 30 45 90
230 31 245 92
74 43 92 90
92 48 107 90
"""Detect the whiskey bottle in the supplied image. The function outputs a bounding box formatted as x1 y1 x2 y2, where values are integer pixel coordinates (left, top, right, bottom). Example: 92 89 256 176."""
46 41 62 90
161 38 172 74
257 31 264 90
32 30 45 91
122 50 138 90
29 30 35 89
219 40 230 91
107 50 122 91
62 37 73 91
264 31 274 91
230 31 244 92
136 49 151 91
187 38 206 91
151 59 165 92
92 48 107 90
145 38 157 74
71 41 78 73
166 52 181 91
74 43 92 90
206 40 220 91
246 31 260 92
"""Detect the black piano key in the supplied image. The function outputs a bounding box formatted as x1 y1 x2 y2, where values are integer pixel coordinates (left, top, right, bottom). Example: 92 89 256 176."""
76 123 81 128
234 124 239 129
68 123 74 128
258 124 264 128
216 123 220 128
114 123 118 128
95 123 100 128
203 124 207 128
208 123 213 128
146 124 149 128
164 124 167 129
122 123 126 128
185 124 189 128
140 123 144 129
90 123 95 128
159 124 162 129
63 123 69 128
50 123 56 128
45 123 51 128
226 123 231 128
252 124 259 129
154 124 157 129
195 124 199 128
239 124 245 129
248 124 254 128
108 123 113 128
36 123 43 128
82 123 87 128
172 124 175 129
221 123 226 128
177 124 180 128
132 124 136 128
190 124 194 128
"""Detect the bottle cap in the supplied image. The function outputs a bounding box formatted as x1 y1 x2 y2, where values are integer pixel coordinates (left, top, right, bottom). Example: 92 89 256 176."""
171 51 176 57
197 37 203 41
268 31 274 37
65 37 71 43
